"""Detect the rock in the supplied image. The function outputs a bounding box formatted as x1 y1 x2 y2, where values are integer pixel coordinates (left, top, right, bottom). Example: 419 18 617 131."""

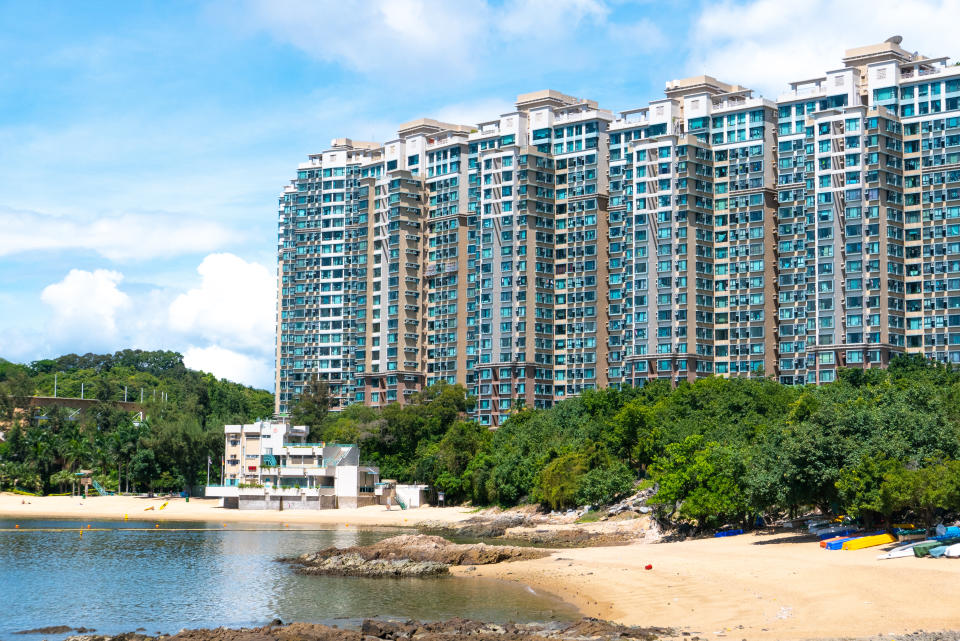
293 553 449 578
284 534 548 578
15 626 77 635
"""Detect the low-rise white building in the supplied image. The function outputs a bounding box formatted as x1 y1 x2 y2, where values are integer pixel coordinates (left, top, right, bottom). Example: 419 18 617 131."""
205 420 380 509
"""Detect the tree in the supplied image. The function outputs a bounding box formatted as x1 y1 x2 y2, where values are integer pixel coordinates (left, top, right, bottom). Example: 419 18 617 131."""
130 448 160 492
292 376 331 441
649 435 750 529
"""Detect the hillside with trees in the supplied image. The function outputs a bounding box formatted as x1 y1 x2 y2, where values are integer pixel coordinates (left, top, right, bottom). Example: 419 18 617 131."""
295 355 960 529
0 349 273 494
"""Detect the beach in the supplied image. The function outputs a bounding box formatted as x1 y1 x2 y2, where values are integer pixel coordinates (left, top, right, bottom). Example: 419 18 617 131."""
5 493 960 640
0 492 475 527
458 530 960 641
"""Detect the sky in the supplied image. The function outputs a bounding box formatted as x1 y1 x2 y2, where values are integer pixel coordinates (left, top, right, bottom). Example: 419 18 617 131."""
1 0 957 390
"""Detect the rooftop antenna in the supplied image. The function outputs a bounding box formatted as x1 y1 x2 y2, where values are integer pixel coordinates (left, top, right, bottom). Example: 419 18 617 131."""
885 35 903 45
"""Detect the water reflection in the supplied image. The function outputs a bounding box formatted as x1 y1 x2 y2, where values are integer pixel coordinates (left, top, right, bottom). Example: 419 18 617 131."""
0 518 575 637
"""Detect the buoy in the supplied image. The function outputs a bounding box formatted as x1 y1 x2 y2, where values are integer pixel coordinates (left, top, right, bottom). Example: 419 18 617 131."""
87 524 91 529
14 524 19 529
222 523 227 527
155 524 159 528
644 564 653 570
124 514 128 520
345 523 349 527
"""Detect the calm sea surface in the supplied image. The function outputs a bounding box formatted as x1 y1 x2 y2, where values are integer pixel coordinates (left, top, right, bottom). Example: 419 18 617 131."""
0 518 576 638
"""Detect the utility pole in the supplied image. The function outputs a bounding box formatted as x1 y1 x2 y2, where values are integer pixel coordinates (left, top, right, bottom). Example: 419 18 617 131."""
124 386 128 402
54 372 58 398
81 382 84 399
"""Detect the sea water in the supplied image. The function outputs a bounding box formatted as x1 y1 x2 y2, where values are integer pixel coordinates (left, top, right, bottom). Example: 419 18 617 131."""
0 518 576 638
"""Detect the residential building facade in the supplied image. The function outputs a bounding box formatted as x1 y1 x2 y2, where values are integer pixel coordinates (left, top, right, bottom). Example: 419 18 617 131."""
275 38 960 424
206 420 380 509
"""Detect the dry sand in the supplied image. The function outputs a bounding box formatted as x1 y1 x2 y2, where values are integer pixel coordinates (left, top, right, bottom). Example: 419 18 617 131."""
0 492 476 527
457 530 960 641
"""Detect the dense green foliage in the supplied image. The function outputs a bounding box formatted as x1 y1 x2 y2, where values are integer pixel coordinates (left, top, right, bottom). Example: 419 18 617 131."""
0 350 273 493
295 355 960 528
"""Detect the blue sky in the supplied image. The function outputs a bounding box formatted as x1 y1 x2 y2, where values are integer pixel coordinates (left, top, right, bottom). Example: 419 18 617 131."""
1 0 956 389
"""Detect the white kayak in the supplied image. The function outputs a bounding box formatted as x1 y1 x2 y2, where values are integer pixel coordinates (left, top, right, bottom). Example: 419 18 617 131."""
877 540 936 560
944 543 960 558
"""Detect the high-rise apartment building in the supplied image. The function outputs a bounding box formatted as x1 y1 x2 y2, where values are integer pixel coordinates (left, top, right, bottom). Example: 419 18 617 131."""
275 38 960 422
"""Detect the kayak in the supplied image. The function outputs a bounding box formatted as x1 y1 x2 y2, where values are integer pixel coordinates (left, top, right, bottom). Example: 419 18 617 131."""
820 534 851 548
914 541 942 557
895 528 928 541
826 536 861 550
877 540 936 560
935 524 960 537
944 543 960 558
817 527 858 539
929 545 949 558
843 533 896 550
914 538 960 557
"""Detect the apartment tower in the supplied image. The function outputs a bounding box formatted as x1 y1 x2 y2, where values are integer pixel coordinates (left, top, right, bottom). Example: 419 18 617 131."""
275 38 960 420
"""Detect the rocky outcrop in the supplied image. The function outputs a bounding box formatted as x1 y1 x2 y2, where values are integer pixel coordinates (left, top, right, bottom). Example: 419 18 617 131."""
291 553 448 578
61 618 672 641
283 534 549 578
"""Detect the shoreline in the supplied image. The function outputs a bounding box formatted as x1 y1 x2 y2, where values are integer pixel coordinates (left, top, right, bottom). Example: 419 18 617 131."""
6 493 960 640
0 492 477 528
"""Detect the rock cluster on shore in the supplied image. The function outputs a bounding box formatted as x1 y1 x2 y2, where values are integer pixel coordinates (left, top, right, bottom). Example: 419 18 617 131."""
281 534 550 578
60 617 672 641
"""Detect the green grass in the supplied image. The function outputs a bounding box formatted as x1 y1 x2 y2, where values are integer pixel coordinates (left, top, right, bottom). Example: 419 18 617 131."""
576 510 603 523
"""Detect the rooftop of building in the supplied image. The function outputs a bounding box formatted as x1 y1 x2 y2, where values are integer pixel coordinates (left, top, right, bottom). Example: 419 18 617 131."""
329 137 381 150
842 36 919 67
515 89 598 111
665 75 748 98
396 118 473 138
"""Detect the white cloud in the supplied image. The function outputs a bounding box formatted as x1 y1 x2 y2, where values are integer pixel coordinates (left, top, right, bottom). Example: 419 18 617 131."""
234 0 638 80
237 0 489 76
25 253 276 389
40 269 132 346
168 253 275 354
0 207 243 261
182 345 274 390
687 0 960 97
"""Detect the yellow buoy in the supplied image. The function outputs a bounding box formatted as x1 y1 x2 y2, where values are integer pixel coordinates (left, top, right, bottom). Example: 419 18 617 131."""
124 514 128 520
155 524 159 528
14 524 19 529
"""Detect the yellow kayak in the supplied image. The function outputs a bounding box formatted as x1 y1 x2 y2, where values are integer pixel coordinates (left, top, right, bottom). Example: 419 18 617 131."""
842 533 896 550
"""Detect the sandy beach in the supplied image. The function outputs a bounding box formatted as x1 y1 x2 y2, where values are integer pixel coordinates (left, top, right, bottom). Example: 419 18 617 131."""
5 493 960 640
0 492 476 527
458 530 960 641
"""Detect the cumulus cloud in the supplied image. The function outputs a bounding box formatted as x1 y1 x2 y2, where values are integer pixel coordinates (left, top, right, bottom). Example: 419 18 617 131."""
182 345 274 390
40 269 132 346
687 0 960 97
168 253 275 353
0 207 243 261
29 253 276 389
